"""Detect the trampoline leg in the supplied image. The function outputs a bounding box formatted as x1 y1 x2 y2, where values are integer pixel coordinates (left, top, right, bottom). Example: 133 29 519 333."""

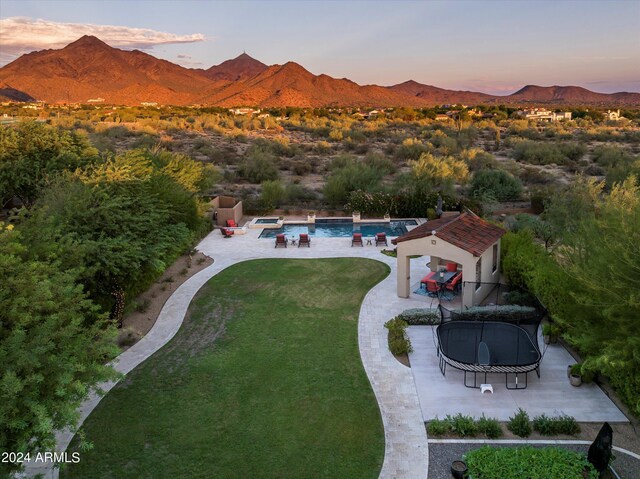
536 367 540 379
506 372 529 390
464 371 480 388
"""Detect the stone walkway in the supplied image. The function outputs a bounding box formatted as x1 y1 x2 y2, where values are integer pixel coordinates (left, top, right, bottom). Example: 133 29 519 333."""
22 227 431 479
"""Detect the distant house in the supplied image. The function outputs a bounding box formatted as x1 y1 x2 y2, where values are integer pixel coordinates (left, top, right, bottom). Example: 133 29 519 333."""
1 114 17 125
435 114 451 121
604 109 625 121
230 107 260 115
517 108 571 122
87 98 105 103
141 102 158 107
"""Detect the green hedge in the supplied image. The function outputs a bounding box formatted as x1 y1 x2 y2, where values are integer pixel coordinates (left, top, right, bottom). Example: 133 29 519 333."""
464 446 597 479
454 305 538 322
397 308 440 325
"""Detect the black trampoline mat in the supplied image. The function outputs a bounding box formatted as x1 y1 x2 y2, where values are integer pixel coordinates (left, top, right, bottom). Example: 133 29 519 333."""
437 321 541 366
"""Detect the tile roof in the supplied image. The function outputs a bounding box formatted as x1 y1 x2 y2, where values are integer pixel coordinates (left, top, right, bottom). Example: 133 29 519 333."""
392 212 505 256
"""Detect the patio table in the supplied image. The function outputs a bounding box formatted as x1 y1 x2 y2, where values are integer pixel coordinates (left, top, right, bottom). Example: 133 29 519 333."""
433 271 456 285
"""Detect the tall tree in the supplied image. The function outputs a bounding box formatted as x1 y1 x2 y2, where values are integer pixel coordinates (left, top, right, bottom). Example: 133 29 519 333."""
0 226 118 475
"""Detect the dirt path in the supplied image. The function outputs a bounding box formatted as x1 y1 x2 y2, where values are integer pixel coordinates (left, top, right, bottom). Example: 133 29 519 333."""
118 251 214 348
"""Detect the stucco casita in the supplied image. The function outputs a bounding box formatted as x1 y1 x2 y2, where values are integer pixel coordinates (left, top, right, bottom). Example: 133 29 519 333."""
392 212 505 308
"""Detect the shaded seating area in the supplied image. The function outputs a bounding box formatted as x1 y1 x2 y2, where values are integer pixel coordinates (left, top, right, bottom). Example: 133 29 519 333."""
298 233 311 247
375 232 388 246
275 234 288 248
352 233 363 247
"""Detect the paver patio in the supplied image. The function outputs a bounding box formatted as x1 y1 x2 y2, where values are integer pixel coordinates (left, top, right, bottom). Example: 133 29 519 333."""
407 326 627 422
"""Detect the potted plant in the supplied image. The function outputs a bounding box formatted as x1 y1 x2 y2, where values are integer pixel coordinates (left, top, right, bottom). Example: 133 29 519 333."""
352 211 361 222
384 212 391 221
542 323 560 344
450 459 468 479
569 363 582 387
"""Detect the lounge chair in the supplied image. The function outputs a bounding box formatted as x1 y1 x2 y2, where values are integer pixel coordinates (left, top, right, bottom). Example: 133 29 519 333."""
226 219 238 228
275 234 288 248
375 232 388 247
352 233 363 247
221 228 234 238
298 233 311 247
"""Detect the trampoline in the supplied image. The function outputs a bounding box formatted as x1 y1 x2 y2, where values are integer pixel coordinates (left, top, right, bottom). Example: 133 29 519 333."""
436 320 542 389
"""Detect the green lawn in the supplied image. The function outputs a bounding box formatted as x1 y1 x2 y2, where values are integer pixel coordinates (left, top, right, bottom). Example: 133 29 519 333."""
63 258 389 479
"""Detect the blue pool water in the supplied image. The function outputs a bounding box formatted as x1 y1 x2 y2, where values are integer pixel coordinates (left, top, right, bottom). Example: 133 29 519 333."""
259 219 418 238
255 218 279 224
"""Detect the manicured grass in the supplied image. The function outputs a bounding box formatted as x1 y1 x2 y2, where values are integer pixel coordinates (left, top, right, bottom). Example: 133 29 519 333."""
63 258 389 479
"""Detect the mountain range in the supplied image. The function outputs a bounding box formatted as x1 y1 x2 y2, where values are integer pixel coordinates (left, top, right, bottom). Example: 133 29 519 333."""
1 35 638 107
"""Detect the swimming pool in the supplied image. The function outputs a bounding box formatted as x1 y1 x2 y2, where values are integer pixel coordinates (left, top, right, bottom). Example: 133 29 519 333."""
259 219 418 238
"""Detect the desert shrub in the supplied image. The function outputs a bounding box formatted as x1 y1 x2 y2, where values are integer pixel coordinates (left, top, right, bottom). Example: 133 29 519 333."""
384 317 412 355
345 190 396 216
363 152 395 175
519 166 554 185
470 169 523 201
260 180 285 210
395 137 430 160
532 414 580 436
238 148 279 183
476 415 503 439
445 413 478 437
427 418 450 436
323 158 386 207
507 408 531 437
464 446 597 479
397 308 440 325
512 140 586 166
461 148 499 172
284 183 317 204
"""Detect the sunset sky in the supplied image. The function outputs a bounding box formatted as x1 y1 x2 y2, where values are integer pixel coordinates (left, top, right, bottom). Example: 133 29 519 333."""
1 0 639 94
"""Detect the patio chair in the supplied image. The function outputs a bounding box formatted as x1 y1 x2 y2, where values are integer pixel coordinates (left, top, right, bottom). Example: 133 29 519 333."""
351 233 363 247
221 227 234 238
420 271 436 289
375 232 388 247
226 219 238 228
445 272 462 294
425 280 441 298
275 234 288 248
446 262 458 272
298 233 311 247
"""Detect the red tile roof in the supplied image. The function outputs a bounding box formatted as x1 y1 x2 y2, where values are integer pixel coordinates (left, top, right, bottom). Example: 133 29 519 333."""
392 212 505 257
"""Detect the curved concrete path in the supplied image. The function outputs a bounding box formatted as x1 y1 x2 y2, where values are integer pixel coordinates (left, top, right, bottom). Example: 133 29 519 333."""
21 228 429 478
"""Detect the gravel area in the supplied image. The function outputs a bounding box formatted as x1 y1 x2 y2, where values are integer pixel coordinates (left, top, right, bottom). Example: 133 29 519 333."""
428 442 639 479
